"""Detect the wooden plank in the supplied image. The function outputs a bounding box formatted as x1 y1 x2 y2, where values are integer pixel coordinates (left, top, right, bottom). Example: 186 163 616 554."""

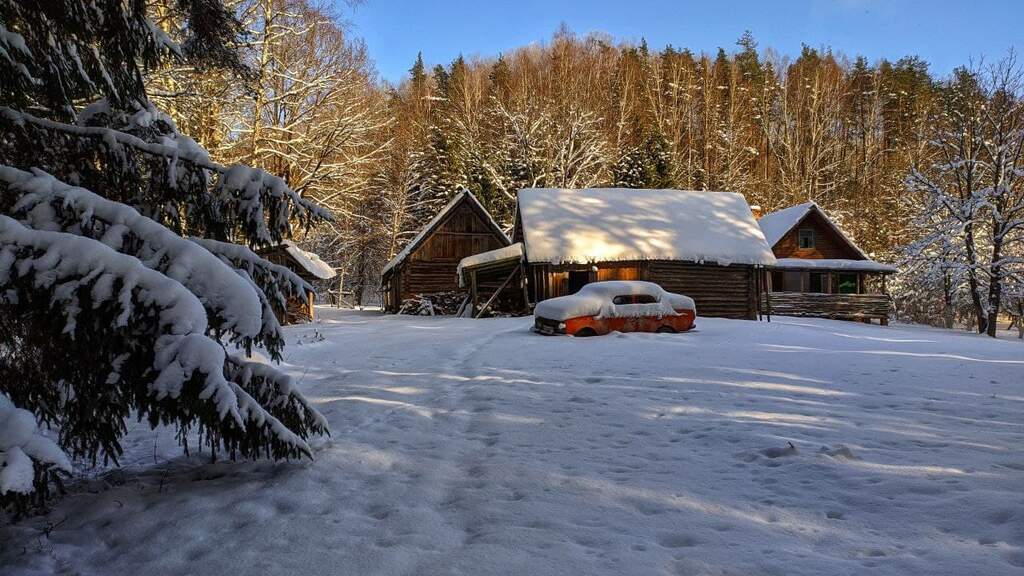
764 292 891 320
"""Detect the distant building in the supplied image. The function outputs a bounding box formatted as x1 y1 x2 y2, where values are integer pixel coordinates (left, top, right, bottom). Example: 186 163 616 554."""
259 241 336 324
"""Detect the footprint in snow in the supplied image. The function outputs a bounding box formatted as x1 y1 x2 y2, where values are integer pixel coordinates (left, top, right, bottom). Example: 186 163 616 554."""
761 442 798 459
819 445 858 460
657 533 700 548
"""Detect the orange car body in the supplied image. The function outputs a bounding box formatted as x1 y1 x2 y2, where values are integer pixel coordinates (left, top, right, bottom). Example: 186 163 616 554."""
562 308 696 336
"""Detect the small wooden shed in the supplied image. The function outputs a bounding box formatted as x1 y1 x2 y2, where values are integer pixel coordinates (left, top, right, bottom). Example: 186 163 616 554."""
757 202 896 323
258 240 336 324
381 190 510 313
510 188 777 319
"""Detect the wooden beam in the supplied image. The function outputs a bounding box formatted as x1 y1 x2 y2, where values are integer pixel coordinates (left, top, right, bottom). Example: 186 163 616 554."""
470 269 478 316
475 265 519 319
519 261 530 313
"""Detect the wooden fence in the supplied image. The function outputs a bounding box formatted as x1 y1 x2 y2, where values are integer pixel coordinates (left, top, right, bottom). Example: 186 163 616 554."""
764 292 891 324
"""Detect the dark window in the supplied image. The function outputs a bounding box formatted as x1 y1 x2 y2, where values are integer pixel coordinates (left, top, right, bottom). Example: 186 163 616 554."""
838 273 858 294
783 271 802 292
798 228 815 249
612 294 658 305
770 271 784 292
568 270 590 294
809 273 824 293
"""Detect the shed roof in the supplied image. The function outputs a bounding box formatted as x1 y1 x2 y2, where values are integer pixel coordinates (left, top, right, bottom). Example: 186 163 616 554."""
457 243 525 287
457 242 524 276
281 241 336 280
515 188 776 266
381 190 510 279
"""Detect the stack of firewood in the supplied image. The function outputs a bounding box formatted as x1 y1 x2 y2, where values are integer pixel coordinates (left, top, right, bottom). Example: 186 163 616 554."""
397 291 468 316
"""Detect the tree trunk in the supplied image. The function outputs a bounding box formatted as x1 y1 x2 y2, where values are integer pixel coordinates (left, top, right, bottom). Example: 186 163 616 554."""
985 256 1002 338
962 222 988 333
942 273 954 329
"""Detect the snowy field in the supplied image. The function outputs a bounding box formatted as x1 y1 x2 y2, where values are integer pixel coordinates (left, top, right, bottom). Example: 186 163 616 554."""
3 308 1024 575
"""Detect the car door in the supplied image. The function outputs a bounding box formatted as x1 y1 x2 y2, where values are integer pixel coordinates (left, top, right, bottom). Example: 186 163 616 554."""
612 294 660 332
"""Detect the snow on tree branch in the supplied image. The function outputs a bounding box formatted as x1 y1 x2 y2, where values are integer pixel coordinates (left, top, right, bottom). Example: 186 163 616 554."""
3 166 267 346
0 391 72 496
0 105 332 245
191 237 315 359
0 215 316 460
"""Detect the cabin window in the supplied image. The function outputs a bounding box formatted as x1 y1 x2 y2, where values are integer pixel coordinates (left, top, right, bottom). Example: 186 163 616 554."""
568 270 590 294
798 228 815 249
838 273 858 294
809 273 825 293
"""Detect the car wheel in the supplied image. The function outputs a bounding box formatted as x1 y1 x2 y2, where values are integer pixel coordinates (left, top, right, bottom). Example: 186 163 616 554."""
656 326 677 334
574 327 597 337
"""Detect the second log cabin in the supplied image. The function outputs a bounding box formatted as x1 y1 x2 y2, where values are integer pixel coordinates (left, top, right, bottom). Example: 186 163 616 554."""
757 202 896 323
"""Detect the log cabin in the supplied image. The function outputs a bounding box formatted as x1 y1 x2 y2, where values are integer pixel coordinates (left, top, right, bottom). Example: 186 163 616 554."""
757 202 896 323
258 241 336 324
381 190 510 313
463 188 776 319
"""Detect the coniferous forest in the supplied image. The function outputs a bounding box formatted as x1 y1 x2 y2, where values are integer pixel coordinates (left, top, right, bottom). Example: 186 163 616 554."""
1 0 1022 512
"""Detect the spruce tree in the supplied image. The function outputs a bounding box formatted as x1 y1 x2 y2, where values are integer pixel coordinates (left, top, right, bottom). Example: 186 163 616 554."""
0 0 329 512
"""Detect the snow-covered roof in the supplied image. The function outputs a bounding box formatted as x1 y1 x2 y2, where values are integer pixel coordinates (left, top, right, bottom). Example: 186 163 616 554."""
381 190 509 279
282 240 336 280
773 258 897 273
516 188 776 266
457 242 524 279
757 202 870 260
757 202 816 247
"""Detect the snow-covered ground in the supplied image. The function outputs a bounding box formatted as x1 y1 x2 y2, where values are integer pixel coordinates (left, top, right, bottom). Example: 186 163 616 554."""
3 309 1024 575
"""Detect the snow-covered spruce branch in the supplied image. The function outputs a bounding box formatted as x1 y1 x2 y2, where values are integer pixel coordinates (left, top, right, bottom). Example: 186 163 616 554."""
0 106 332 244
0 391 73 500
0 215 323 461
191 237 315 359
2 166 277 349
225 355 329 440
190 237 312 308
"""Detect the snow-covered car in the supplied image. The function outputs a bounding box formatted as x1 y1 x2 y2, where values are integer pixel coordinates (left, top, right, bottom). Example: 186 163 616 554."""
533 280 696 336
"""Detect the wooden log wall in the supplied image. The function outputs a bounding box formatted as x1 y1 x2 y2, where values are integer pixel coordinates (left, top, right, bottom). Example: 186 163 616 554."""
645 261 757 319
390 199 509 307
764 292 891 321
528 260 758 320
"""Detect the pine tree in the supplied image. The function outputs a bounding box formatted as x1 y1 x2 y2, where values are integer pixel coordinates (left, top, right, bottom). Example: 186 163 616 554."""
0 0 329 512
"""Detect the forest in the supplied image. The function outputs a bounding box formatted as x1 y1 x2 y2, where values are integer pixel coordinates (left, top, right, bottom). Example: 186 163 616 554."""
137 2 1023 335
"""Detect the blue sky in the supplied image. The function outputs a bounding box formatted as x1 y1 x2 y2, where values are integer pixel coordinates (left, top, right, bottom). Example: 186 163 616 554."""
344 0 1022 84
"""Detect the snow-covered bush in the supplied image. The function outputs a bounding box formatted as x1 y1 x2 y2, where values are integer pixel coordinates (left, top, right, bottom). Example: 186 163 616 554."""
0 0 330 512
